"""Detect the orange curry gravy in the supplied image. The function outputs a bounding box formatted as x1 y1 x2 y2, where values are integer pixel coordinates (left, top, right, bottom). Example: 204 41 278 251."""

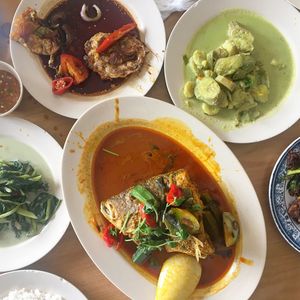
92 126 235 288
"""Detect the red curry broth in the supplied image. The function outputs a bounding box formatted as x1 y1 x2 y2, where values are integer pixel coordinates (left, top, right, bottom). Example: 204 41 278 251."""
92 126 235 288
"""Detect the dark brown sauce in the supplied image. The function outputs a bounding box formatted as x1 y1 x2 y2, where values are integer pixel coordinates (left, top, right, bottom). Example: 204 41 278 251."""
92 126 236 288
40 0 138 95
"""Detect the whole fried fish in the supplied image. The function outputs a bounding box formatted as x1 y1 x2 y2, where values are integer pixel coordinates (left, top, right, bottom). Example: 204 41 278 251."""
100 169 214 259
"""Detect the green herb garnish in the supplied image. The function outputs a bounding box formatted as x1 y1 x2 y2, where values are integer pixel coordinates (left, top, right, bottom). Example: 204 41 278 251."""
183 54 189 65
102 148 119 157
131 185 160 221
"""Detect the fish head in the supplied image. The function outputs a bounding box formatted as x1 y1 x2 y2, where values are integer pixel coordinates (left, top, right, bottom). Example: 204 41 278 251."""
100 193 139 231
100 198 123 228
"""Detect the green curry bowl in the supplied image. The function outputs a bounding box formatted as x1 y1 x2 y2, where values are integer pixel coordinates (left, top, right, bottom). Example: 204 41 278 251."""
165 0 300 143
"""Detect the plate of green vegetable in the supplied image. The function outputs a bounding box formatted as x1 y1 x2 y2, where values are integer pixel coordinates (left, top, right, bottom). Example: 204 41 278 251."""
0 117 69 271
165 0 300 143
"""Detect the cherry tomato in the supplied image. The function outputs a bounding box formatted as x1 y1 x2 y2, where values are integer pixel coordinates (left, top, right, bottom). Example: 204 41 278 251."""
166 183 183 205
102 223 124 249
139 204 157 228
52 76 73 95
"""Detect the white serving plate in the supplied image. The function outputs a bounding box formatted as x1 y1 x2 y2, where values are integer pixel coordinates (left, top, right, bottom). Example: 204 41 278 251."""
62 96 266 300
164 0 300 143
10 0 165 119
287 0 300 10
0 270 87 299
0 117 69 272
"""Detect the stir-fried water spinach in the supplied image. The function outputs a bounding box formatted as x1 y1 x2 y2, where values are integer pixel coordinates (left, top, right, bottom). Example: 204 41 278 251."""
0 160 61 237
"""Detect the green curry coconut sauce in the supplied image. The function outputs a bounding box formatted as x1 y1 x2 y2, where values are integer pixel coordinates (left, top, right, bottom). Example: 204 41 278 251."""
184 9 294 129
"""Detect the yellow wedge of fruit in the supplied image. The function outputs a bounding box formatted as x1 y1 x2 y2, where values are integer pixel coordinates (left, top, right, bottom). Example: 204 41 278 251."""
155 254 202 300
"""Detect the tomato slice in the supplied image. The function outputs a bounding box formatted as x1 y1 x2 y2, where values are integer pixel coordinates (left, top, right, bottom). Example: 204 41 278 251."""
96 22 137 53
139 204 157 228
60 54 89 85
102 224 115 247
102 223 124 250
52 76 73 95
166 183 183 205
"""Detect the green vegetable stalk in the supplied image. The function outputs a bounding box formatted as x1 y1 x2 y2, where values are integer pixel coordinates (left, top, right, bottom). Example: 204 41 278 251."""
0 160 61 238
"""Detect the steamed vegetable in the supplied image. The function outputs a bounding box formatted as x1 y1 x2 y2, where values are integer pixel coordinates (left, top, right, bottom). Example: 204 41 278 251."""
170 208 200 234
183 20 271 126
0 160 61 237
223 212 239 247
155 254 202 300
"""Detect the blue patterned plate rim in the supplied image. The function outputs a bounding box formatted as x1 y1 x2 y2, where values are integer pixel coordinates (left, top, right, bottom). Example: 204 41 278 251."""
269 137 300 252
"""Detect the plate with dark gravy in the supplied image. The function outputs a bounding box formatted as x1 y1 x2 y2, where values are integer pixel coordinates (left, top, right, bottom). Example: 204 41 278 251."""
10 0 165 118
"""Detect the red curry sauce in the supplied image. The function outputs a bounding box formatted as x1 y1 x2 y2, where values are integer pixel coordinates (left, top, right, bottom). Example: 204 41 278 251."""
0 70 20 113
92 126 235 288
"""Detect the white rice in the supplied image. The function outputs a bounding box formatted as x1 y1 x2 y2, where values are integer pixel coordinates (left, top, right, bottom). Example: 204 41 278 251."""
1 288 63 300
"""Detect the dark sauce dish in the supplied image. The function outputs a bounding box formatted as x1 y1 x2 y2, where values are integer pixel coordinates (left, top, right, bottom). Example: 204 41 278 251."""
40 0 140 96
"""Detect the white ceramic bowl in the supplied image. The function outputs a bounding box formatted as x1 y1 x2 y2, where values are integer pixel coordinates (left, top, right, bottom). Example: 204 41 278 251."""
164 0 300 143
0 270 87 299
0 61 23 117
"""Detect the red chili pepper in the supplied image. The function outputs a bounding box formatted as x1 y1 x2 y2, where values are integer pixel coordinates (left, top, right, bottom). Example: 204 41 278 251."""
60 54 89 85
96 22 137 53
102 224 115 247
102 223 124 249
139 204 157 228
166 183 183 205
52 76 73 95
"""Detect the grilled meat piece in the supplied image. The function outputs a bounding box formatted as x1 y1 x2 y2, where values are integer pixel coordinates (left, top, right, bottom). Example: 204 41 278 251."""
287 150 300 170
84 32 146 80
100 169 215 259
288 197 300 223
11 7 60 55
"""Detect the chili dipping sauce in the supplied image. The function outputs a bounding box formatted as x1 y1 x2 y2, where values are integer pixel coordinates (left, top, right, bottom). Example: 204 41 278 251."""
0 70 20 114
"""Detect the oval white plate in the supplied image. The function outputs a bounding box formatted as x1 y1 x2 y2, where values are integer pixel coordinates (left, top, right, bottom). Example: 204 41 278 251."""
10 0 165 119
164 0 300 143
62 96 266 300
287 0 300 9
0 117 69 272
0 270 86 299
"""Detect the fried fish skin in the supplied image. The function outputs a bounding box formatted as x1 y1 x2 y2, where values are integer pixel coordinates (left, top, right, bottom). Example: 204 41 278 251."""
11 7 60 55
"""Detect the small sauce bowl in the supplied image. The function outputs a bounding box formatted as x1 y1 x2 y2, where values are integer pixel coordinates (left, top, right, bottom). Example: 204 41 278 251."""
0 61 23 116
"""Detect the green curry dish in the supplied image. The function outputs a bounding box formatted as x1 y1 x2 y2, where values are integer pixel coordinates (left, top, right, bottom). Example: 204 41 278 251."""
183 20 272 125
0 160 61 238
